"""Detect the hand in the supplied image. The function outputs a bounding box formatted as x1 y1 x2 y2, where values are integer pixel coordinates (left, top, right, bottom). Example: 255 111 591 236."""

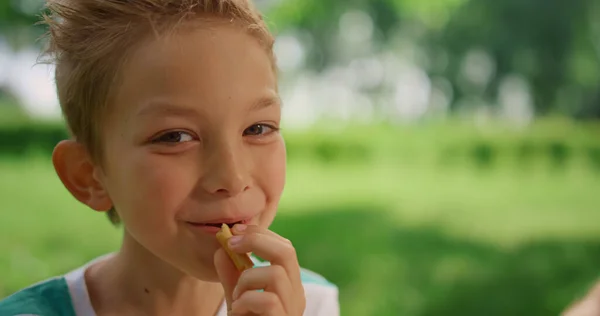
214 224 306 316
563 282 600 316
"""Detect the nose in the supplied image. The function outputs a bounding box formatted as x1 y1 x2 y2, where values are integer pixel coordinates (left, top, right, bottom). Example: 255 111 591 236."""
200 141 250 197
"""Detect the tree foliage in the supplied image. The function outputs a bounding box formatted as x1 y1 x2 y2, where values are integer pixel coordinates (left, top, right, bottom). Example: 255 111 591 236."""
1 0 598 118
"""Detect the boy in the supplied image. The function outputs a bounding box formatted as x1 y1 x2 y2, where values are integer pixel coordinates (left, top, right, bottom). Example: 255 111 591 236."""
0 0 339 315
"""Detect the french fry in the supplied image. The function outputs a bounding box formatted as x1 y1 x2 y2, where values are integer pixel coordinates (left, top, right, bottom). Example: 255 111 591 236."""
216 223 254 272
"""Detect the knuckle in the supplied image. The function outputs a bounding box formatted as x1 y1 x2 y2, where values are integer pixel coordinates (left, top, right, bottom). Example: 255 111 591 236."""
283 243 297 258
245 224 261 234
283 238 295 249
238 268 253 283
263 293 280 309
282 237 293 245
270 265 287 280
244 232 260 245
298 284 306 297
298 297 307 313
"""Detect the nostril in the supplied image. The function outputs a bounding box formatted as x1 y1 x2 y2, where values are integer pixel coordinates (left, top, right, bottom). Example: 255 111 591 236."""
209 182 249 196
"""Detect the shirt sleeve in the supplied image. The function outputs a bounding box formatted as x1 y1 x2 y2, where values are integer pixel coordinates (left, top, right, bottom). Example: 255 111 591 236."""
303 283 340 316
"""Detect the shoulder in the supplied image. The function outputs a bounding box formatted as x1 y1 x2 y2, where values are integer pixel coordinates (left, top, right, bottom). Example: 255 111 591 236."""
0 277 76 316
299 267 337 290
251 258 340 315
299 268 340 316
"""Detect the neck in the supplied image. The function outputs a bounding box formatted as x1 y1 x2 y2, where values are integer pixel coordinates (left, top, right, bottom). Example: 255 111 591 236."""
86 232 224 316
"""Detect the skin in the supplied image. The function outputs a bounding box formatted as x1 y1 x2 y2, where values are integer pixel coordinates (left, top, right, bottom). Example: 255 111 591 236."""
52 20 306 316
562 282 600 316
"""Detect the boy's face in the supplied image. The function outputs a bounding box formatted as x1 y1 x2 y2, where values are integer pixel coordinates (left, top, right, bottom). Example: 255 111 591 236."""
97 23 285 280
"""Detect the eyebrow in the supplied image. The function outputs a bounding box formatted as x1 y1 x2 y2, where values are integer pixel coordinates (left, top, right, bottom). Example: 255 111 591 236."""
137 95 282 118
135 100 200 118
250 95 282 111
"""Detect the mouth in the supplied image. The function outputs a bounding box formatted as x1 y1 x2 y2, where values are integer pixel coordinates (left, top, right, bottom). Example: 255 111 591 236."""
201 220 246 228
186 218 250 233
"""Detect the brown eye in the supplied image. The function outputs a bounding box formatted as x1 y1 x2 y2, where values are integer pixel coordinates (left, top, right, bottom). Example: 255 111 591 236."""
243 124 275 136
154 131 194 143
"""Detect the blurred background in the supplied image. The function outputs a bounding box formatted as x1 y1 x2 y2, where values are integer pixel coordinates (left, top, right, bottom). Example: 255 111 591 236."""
1 0 600 315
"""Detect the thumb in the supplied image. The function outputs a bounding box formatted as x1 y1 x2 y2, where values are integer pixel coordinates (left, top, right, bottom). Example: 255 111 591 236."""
214 248 241 312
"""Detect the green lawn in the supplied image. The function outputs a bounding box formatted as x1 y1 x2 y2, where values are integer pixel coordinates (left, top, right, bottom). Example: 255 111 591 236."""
1 155 600 315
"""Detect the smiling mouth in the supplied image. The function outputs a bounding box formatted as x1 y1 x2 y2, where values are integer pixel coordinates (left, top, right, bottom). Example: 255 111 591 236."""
203 220 244 228
189 218 248 228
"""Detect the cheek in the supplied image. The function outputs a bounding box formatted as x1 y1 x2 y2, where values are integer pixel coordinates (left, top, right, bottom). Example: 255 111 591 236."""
106 150 199 226
256 139 287 225
271 144 287 192
262 139 286 194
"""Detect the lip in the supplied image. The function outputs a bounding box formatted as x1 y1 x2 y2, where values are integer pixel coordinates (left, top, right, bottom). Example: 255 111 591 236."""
185 217 251 235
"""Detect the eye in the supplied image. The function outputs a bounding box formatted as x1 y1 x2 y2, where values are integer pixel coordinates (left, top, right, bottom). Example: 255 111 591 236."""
243 124 278 136
153 131 194 143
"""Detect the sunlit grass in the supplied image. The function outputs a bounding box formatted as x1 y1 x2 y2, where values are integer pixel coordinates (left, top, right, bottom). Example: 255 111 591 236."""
1 154 600 315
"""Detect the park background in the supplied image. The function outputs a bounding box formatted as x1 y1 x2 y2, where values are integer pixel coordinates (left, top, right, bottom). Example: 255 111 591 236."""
1 0 600 315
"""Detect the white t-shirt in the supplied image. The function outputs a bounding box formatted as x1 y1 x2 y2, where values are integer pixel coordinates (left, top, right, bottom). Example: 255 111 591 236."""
0 255 340 316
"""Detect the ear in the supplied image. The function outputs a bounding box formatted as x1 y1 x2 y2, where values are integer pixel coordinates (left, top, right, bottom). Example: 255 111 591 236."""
52 140 113 212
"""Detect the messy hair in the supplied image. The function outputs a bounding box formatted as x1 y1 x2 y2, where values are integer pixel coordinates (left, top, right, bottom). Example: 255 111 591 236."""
39 0 276 225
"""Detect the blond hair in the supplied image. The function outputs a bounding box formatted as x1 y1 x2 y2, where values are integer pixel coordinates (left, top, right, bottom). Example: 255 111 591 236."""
40 0 276 224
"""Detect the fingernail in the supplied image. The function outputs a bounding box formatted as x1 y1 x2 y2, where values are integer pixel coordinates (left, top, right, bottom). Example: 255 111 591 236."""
234 224 246 232
228 236 243 247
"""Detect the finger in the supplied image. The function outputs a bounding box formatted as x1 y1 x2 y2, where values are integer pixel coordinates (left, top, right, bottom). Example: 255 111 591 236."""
228 228 301 287
232 224 289 243
233 266 294 312
563 282 600 316
214 248 241 311
230 291 286 316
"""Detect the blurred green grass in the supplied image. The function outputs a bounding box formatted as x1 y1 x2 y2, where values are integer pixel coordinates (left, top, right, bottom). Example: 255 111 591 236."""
1 122 600 315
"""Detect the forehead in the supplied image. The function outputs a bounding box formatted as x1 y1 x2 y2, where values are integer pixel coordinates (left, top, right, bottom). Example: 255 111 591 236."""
113 22 277 118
